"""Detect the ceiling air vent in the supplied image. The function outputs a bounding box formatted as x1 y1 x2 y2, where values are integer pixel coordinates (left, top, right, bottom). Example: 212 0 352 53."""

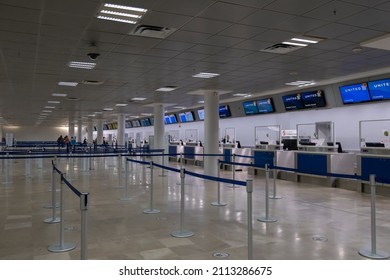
130 24 176 39
260 43 302 54
81 80 104 85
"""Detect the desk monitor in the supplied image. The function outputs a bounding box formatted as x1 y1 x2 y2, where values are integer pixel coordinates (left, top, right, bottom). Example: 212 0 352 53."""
365 142 385 147
260 141 269 145
282 139 298 150
299 141 316 146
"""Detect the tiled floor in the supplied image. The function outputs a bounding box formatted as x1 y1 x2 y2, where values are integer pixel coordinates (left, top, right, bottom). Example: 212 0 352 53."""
1 155 390 260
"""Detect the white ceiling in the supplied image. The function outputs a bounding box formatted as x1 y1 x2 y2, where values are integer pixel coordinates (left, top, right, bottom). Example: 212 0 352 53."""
1 0 390 126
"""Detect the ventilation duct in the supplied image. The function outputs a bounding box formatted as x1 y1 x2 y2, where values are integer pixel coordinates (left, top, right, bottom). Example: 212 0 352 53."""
129 24 176 39
259 43 302 54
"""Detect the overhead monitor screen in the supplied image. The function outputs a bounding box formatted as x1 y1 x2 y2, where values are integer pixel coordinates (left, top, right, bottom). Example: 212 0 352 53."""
131 120 140 127
219 105 231 118
282 93 305 111
256 98 275 113
169 114 177 124
179 111 194 122
368 78 390 101
243 100 259 115
140 118 151 126
164 115 171 124
301 90 326 108
339 82 371 104
197 109 204 120
125 120 132 128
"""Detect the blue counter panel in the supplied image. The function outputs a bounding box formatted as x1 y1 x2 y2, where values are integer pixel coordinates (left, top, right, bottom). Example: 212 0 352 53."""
184 146 195 159
223 148 232 163
253 151 274 168
297 153 327 176
169 145 177 155
361 157 390 184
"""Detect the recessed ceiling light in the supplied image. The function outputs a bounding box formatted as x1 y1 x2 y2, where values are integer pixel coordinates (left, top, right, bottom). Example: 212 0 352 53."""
198 100 204 104
141 113 152 116
52 93 68 97
173 106 186 110
97 3 147 25
45 106 55 109
286 80 316 87
42 110 52 113
58 81 78 87
192 72 220 79
103 108 114 111
156 86 177 92
233 93 252 98
88 114 96 117
115 103 128 107
282 41 308 47
68 61 96 70
48 101 60 104
131 97 146 101
291 38 319 44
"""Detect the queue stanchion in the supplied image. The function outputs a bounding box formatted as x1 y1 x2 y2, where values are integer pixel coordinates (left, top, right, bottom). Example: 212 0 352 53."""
143 161 160 214
171 168 193 238
227 154 237 189
257 164 277 223
176 153 183 185
269 167 282 199
43 164 60 224
211 160 227 206
48 173 76 253
121 159 133 201
358 174 390 259
246 179 253 260
80 192 89 260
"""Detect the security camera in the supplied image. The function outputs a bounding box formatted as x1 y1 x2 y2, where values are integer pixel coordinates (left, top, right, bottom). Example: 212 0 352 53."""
87 43 100 60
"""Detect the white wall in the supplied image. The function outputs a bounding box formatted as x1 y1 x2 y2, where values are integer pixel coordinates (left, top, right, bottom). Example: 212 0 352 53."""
3 126 70 141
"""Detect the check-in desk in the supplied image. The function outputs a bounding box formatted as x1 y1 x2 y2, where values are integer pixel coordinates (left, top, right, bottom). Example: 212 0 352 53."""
298 145 339 153
168 142 183 162
219 144 251 171
357 151 390 195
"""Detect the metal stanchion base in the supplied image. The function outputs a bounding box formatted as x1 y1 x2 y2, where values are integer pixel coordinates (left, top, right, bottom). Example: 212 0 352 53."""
257 217 277 223
143 209 160 214
43 203 60 209
269 195 282 199
48 242 76 253
358 249 390 259
171 230 194 238
211 201 227 206
43 217 60 224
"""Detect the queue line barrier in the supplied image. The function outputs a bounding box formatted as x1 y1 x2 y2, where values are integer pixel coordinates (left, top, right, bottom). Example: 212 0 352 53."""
46 160 89 260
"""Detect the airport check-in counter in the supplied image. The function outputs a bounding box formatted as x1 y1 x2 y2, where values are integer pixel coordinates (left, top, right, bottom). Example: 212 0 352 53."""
220 144 251 171
297 145 339 153
357 152 390 185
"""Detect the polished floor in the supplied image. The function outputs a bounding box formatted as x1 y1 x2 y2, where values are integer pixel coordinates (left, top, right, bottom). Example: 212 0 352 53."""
0 154 390 260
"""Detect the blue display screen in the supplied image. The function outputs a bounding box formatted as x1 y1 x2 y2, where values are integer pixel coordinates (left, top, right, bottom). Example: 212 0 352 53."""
125 120 132 128
179 111 194 122
282 93 305 111
140 118 151 126
368 78 390 101
164 115 171 124
131 120 140 127
197 109 204 120
169 114 177 123
301 90 326 108
219 105 231 118
339 83 371 104
243 101 259 115
256 98 274 113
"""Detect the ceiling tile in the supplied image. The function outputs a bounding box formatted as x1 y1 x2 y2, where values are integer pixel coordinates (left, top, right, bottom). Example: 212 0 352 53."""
199 2 257 23
304 1 367 21
141 11 192 28
264 0 331 15
200 35 245 47
239 9 295 28
253 29 298 43
168 30 211 43
218 24 266 39
181 17 232 34
152 0 215 16
275 16 328 33
309 23 359 39
338 9 390 28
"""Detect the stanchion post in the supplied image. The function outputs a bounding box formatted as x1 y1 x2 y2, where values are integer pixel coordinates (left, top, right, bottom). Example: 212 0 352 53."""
48 173 76 253
358 174 390 259
143 161 160 214
246 179 253 260
171 168 193 238
80 192 89 260
257 164 277 223
211 160 227 206
44 165 60 224
269 166 282 199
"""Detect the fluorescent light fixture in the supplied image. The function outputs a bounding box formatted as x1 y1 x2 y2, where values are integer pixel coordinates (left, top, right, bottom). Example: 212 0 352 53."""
286 80 316 87
40 113 49 116
52 93 67 97
192 72 220 79
48 101 60 104
88 114 96 117
115 103 128 107
103 108 114 111
45 106 55 109
156 86 177 92
104 3 147 13
282 41 308 47
291 38 318 44
97 3 147 25
58 81 78 87
42 110 52 113
198 100 205 104
173 106 186 110
141 113 152 116
100 10 141 19
233 93 252 98
131 97 146 101
68 61 96 69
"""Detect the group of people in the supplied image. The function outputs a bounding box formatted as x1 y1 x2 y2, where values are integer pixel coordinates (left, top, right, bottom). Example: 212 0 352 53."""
57 135 88 152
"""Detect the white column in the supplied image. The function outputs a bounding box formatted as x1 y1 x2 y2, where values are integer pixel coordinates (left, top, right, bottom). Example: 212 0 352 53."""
97 118 103 145
68 117 75 138
117 114 125 146
204 91 219 177
154 104 165 165
87 117 93 145
77 119 82 144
